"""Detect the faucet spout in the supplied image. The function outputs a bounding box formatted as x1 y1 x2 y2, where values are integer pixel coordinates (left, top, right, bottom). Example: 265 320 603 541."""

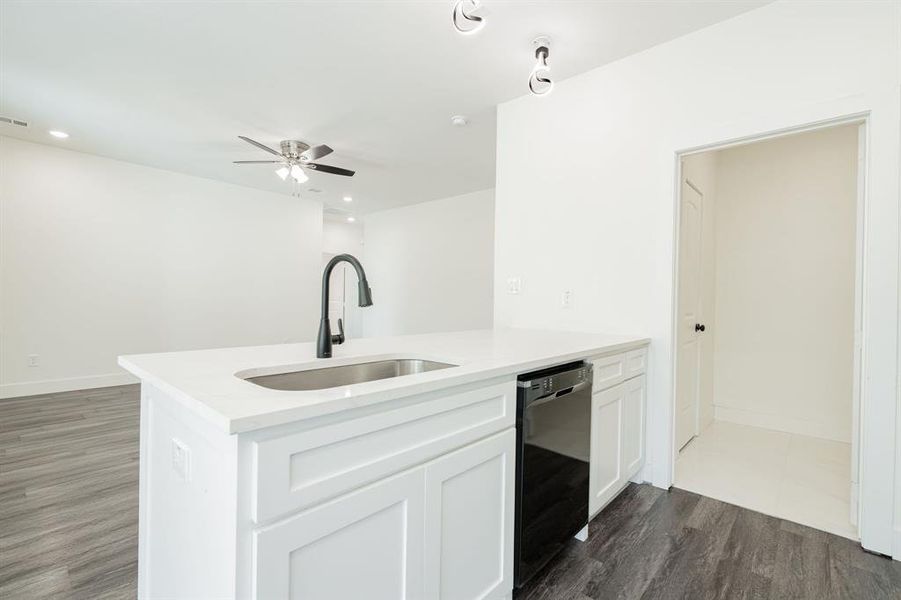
317 254 372 358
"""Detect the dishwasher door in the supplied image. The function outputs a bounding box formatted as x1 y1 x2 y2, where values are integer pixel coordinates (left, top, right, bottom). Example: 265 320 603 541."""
514 365 592 588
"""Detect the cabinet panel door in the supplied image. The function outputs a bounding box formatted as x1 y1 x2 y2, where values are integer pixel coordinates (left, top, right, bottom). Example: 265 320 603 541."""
253 468 424 600
424 430 515 600
589 384 624 517
621 375 646 480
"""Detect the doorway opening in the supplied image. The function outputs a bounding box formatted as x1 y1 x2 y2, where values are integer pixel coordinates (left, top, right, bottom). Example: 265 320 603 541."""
671 121 864 540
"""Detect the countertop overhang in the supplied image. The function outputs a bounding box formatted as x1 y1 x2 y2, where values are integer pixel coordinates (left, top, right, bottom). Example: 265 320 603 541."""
118 328 649 434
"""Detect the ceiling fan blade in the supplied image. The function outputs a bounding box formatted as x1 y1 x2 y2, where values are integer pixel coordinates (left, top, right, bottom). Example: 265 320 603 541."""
300 144 333 161
238 136 283 157
305 163 355 177
233 160 283 164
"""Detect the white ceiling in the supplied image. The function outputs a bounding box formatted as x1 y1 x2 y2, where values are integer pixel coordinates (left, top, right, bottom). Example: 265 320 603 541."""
1 1 767 215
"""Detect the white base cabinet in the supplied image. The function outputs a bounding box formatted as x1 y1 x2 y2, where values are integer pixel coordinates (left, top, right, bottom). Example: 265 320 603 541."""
137 344 648 599
254 429 514 600
139 379 517 600
588 348 648 518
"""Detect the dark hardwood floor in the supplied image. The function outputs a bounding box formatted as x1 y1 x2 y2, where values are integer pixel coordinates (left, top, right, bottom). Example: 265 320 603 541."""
0 385 140 599
1 385 899 599
517 483 901 600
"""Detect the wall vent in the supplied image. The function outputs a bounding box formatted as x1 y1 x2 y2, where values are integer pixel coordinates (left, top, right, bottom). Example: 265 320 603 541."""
0 116 29 128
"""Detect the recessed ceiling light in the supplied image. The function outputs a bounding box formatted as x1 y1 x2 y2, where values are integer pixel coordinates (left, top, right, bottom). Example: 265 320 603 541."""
451 115 468 127
48 130 69 139
347 216 356 223
343 196 353 203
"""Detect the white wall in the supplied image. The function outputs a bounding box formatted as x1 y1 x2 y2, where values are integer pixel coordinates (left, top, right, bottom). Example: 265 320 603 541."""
322 218 364 256
494 1 899 555
361 189 494 337
712 125 858 443
681 152 718 432
321 218 366 338
0 137 323 397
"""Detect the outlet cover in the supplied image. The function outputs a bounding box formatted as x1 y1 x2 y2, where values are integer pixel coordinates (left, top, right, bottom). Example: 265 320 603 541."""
171 438 192 482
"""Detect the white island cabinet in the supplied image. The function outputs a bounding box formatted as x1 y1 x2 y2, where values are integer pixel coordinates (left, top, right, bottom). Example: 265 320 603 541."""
120 329 648 600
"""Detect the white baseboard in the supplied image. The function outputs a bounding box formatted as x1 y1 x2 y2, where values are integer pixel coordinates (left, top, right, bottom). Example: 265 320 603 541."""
894 527 901 562
713 405 851 443
0 372 138 399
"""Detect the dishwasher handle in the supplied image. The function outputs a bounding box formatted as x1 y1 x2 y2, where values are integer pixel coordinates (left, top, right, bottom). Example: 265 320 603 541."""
524 379 592 409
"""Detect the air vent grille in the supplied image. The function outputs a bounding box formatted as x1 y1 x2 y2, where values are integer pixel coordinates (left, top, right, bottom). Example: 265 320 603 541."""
323 206 352 216
0 116 29 128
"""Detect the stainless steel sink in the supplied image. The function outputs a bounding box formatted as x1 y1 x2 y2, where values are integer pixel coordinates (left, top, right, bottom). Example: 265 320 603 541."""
244 359 457 391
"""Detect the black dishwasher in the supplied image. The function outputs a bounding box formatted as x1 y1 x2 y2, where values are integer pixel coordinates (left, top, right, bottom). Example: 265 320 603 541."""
514 361 593 589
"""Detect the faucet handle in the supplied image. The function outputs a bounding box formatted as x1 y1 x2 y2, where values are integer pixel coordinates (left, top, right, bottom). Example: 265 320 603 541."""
331 318 346 345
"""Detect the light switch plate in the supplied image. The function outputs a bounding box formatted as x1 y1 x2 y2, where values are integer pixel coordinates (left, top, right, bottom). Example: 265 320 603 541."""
506 277 522 295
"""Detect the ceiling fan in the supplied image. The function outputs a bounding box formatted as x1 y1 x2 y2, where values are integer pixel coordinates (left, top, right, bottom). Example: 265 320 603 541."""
233 136 355 183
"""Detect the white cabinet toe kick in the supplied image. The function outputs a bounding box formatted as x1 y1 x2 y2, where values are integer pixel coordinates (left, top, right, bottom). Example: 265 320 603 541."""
136 342 648 599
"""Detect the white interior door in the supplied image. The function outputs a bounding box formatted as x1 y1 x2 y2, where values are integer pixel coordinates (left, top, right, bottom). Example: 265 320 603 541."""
675 177 703 451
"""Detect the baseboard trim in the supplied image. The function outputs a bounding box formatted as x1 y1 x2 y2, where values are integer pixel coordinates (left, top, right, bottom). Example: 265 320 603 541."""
713 405 850 443
893 527 901 562
0 372 138 399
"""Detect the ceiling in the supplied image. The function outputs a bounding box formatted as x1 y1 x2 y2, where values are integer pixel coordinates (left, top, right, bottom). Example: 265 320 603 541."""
1 1 768 215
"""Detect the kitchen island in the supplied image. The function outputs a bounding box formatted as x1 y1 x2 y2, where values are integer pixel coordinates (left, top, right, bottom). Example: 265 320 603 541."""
119 328 649 600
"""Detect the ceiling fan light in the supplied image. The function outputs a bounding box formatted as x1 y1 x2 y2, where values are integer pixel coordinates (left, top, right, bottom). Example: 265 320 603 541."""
275 166 290 180
290 164 309 183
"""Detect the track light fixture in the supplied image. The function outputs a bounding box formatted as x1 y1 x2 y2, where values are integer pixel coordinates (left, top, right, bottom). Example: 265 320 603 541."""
529 37 553 96
452 0 485 35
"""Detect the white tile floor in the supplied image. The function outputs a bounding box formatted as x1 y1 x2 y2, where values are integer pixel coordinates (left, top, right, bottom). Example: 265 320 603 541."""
674 420 856 540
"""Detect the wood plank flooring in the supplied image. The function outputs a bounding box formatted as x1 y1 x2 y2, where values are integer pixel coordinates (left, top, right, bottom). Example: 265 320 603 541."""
2 385 899 599
0 385 140 599
517 483 901 600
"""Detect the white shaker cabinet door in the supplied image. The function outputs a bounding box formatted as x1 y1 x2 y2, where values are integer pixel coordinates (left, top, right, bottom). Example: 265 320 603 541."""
253 467 425 600
621 375 646 480
589 383 624 517
424 429 515 600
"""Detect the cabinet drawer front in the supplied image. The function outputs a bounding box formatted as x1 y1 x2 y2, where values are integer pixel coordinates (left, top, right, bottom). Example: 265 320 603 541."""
592 353 626 391
625 347 648 378
252 381 515 523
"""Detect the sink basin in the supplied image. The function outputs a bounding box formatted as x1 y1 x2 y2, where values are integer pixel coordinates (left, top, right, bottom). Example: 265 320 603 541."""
244 359 457 391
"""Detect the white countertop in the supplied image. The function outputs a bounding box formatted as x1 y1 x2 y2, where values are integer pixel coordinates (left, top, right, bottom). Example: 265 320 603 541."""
118 328 649 434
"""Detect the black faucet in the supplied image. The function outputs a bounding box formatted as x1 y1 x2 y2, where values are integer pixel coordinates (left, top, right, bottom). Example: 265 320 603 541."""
317 253 373 358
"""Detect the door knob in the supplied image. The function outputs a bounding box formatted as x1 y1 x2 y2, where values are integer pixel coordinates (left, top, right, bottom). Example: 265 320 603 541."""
695 323 706 332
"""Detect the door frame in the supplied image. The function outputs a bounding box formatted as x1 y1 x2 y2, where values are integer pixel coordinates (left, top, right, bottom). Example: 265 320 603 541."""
669 113 868 532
